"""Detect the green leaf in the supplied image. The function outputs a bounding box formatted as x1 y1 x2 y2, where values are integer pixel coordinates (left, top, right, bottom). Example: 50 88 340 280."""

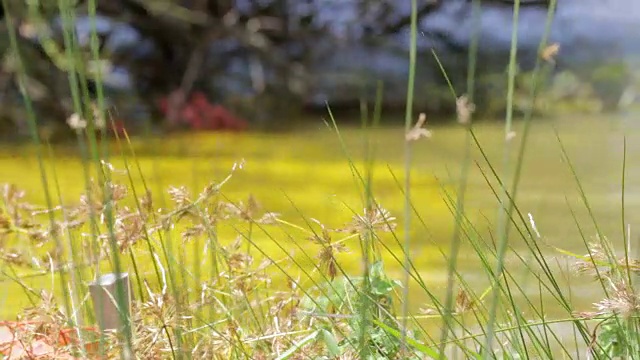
373 319 442 359
274 329 320 360
371 279 395 296
321 328 341 357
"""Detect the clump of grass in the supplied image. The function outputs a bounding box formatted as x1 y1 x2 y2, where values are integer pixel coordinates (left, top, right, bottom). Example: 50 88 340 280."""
4 0 640 358
1 161 424 358
2 147 639 359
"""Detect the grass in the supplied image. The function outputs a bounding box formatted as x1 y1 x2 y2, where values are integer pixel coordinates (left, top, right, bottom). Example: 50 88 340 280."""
0 128 454 318
3 0 640 358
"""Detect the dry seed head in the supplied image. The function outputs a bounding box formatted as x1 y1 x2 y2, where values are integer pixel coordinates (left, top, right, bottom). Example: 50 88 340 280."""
345 203 397 234
228 252 253 272
455 288 474 314
581 281 640 319
66 113 87 130
456 95 475 124
232 159 246 171
573 259 597 275
107 182 128 202
2 183 26 203
593 295 640 319
585 242 609 263
140 190 153 212
168 186 192 208
308 218 331 244
90 102 106 130
28 229 48 246
238 194 260 221
0 214 9 230
541 43 560 64
406 112 432 142
572 310 601 319
199 180 223 199
112 212 146 251
256 212 281 225
416 112 426 127
622 258 640 273
317 242 348 280
0 249 33 268
182 224 206 241
419 307 437 315
219 201 244 219
100 160 127 175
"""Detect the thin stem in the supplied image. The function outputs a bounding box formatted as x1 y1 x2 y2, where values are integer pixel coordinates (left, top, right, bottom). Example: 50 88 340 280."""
400 0 418 350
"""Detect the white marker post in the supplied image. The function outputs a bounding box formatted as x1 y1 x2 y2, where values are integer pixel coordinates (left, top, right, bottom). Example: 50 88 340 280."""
89 272 132 333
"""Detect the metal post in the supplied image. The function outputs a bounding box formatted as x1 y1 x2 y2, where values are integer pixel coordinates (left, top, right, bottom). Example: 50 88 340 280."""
89 272 132 333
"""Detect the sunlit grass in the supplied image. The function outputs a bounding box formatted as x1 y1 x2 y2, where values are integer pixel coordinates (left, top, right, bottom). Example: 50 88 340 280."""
1 116 635 324
0 126 457 320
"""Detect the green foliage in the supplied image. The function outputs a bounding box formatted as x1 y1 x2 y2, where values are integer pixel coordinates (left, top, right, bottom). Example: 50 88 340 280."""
298 261 408 359
591 62 628 84
593 316 640 358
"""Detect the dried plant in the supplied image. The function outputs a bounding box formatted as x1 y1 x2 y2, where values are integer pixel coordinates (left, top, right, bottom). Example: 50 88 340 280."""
456 95 475 125
309 219 348 281
0 158 448 359
573 238 640 325
541 43 560 64
340 202 397 235
455 288 475 314
405 113 432 142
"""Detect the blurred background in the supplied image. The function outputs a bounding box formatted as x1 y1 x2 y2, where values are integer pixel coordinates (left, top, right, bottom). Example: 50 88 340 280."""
1 0 640 138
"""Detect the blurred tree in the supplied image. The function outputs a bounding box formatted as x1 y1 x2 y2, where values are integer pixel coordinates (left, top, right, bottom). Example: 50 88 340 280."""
6 0 592 137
